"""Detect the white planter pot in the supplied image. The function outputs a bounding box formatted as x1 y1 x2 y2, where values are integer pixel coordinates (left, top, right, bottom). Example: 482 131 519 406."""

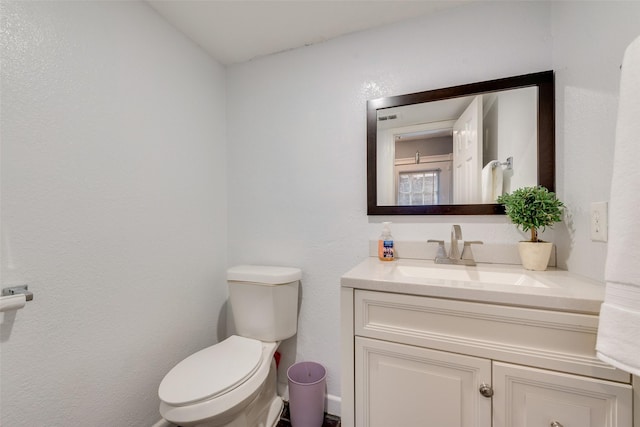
518 241 553 271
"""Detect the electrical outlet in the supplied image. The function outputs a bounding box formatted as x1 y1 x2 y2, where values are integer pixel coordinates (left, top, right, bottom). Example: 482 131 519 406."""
590 202 608 242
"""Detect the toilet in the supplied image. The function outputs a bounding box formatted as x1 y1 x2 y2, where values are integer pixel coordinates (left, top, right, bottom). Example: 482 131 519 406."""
158 265 301 427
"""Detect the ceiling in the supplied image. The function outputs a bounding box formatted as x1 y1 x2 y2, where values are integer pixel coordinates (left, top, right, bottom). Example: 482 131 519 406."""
148 1 475 65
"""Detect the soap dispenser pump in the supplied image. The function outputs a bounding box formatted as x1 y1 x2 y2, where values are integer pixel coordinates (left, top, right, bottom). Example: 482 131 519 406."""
378 222 395 261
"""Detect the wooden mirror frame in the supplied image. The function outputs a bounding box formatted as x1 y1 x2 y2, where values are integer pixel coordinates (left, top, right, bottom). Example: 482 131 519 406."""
367 70 555 215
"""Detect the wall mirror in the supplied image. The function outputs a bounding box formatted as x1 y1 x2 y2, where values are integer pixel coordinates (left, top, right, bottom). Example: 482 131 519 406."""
367 71 554 215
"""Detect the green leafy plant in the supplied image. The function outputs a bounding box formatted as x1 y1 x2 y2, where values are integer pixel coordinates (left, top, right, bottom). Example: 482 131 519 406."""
497 186 564 242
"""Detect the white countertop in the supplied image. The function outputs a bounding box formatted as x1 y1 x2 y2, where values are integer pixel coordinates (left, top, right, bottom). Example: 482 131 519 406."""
341 257 606 314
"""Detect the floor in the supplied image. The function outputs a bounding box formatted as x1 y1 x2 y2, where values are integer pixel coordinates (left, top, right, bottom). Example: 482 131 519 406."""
276 401 341 427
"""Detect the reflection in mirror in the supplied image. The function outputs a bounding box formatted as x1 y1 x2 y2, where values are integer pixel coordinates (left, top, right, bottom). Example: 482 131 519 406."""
378 87 536 206
367 71 555 215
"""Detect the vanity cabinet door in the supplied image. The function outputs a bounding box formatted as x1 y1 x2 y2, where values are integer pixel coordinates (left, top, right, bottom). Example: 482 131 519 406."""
355 337 492 427
493 362 633 427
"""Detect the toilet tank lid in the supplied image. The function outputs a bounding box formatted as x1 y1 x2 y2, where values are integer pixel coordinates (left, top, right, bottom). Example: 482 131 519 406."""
227 265 301 284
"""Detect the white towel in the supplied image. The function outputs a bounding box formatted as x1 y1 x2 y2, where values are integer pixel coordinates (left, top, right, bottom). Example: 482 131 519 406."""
596 35 640 376
481 161 495 203
481 161 504 203
492 165 504 201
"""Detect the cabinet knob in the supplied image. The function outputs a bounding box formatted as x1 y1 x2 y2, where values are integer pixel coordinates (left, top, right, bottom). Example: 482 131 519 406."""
550 422 564 427
479 383 494 397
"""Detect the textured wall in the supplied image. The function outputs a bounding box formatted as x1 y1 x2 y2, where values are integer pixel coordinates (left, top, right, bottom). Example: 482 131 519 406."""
0 2 227 426
226 1 554 411
227 0 640 412
3 1 639 424
551 1 640 279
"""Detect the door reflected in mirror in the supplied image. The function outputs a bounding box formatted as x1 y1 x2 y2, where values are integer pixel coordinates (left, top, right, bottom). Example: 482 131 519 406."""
367 71 555 215
378 87 536 206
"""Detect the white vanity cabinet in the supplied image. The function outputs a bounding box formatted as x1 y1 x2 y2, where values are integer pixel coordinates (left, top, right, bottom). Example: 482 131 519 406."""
341 280 634 427
493 362 632 427
356 337 491 427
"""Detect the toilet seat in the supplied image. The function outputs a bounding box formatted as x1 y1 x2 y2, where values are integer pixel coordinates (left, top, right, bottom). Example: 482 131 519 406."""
159 339 279 426
159 336 263 406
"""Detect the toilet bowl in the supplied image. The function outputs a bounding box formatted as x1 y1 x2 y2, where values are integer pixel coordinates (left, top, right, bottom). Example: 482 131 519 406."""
159 336 281 427
158 265 301 427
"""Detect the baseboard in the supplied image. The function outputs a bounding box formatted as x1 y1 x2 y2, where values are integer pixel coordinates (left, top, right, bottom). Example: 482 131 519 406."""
326 393 341 417
151 394 342 426
151 419 173 427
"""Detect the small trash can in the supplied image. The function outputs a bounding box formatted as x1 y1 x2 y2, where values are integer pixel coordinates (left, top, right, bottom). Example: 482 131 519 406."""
287 361 327 427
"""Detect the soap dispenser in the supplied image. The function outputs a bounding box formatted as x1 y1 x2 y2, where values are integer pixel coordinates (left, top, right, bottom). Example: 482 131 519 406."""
378 222 395 261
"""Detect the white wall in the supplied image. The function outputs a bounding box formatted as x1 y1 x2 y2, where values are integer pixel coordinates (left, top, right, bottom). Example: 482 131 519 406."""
226 1 554 410
0 2 227 426
3 1 639 424
551 1 640 279
227 0 640 413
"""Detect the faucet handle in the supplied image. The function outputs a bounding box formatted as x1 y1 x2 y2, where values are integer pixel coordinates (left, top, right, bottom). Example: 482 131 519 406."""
464 240 484 245
427 240 447 260
461 241 483 262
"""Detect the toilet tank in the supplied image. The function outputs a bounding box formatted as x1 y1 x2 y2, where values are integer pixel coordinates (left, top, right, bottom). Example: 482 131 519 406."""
227 265 301 342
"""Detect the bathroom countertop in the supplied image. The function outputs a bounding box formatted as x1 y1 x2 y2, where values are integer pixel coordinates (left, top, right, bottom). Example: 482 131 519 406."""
341 257 606 314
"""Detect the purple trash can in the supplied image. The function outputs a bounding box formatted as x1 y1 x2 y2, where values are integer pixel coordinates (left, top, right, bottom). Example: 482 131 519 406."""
287 361 327 427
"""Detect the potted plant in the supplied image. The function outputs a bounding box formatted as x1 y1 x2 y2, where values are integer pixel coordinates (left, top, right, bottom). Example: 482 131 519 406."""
497 186 565 270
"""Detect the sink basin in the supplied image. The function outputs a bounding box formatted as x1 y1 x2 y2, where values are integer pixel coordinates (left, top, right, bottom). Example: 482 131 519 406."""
396 265 549 288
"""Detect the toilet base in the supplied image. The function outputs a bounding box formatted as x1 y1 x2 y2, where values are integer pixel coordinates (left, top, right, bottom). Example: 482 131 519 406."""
218 394 282 427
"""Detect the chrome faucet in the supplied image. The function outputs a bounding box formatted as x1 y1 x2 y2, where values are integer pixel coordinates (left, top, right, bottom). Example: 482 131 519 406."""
428 225 483 266
450 225 462 260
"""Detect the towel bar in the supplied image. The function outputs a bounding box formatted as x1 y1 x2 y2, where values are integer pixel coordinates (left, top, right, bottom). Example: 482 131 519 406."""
1 285 33 312
2 285 33 301
492 156 513 170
